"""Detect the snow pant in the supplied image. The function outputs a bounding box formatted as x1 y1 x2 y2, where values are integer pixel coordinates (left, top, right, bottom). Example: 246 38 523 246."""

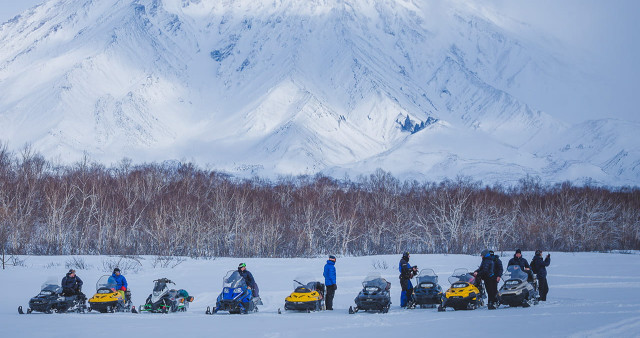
250 283 260 298
538 277 549 301
483 277 498 304
325 284 336 310
400 278 413 307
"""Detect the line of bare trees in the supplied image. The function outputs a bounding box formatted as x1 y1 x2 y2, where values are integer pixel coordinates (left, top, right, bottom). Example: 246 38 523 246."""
0 143 638 257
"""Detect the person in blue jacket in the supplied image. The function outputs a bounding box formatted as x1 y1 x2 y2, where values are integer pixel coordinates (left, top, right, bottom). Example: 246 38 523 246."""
531 250 551 301
399 252 417 308
323 255 337 310
111 268 128 291
474 249 497 309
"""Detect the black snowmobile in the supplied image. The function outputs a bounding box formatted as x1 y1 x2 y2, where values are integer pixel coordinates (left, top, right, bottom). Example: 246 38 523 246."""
499 265 539 307
412 268 443 308
137 278 193 313
19 278 87 314
349 272 391 314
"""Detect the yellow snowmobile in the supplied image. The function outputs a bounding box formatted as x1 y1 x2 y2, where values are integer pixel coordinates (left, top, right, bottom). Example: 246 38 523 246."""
280 278 325 313
438 268 485 311
88 275 131 313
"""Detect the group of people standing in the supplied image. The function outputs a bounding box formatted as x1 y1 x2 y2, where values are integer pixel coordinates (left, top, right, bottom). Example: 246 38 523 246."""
473 249 551 309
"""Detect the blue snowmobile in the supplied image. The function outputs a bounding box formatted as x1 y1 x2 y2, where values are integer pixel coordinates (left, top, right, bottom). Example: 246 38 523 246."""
206 270 259 314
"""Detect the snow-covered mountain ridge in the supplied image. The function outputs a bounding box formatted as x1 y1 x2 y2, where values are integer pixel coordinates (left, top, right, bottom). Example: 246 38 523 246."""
0 0 637 185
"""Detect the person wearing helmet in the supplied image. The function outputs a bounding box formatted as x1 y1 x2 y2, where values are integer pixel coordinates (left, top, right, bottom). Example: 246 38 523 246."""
238 263 259 298
398 252 418 308
323 255 337 310
474 249 497 309
531 250 551 301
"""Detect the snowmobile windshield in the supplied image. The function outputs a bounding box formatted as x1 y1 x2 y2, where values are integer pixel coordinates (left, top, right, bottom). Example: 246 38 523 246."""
416 269 438 284
223 270 247 289
448 268 475 284
153 281 168 292
41 277 61 294
293 275 319 291
362 272 388 290
505 265 528 281
96 275 117 291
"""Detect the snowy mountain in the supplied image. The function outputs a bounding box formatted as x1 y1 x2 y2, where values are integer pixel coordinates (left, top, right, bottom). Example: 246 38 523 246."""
0 0 637 185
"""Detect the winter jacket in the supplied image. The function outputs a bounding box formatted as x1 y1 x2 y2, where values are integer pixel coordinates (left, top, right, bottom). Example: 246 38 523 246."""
111 273 128 290
508 255 531 270
493 255 504 278
531 255 551 278
476 256 495 279
399 257 413 280
323 260 336 286
238 269 257 289
62 273 83 291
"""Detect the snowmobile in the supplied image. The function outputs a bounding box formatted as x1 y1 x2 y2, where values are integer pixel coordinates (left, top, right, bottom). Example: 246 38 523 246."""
18 278 87 314
280 277 325 313
438 268 485 311
88 275 132 313
349 272 391 314
412 268 443 308
137 278 193 313
206 270 259 314
499 265 539 307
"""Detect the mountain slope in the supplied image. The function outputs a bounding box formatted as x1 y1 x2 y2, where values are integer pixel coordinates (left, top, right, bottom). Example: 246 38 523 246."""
0 0 637 185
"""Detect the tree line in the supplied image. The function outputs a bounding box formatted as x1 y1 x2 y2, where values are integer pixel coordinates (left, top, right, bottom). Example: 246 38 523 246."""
0 144 638 257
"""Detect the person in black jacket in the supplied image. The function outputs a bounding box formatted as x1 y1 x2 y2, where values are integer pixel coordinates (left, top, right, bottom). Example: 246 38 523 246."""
508 249 533 281
531 250 551 301
61 269 84 298
238 263 259 298
474 249 497 309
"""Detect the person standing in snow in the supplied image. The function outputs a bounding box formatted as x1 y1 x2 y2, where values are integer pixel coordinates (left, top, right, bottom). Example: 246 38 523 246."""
61 269 84 298
474 249 498 309
399 252 417 308
323 255 337 310
238 263 260 298
531 250 551 301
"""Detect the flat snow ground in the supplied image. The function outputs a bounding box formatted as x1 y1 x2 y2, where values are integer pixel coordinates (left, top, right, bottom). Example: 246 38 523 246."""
1 252 639 337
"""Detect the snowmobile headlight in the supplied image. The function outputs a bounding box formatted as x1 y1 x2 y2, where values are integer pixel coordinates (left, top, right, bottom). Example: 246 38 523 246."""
233 288 242 293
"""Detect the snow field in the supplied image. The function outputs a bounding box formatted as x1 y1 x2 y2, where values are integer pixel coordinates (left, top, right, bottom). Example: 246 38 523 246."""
1 252 639 337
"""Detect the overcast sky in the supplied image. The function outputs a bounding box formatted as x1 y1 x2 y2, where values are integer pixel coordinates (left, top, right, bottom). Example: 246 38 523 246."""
1 0 637 123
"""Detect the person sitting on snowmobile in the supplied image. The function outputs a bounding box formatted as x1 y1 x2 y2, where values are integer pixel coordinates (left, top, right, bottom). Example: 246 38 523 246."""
399 252 418 308
111 268 128 291
531 250 551 301
238 263 259 298
474 249 497 309
61 269 85 298
508 249 533 281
